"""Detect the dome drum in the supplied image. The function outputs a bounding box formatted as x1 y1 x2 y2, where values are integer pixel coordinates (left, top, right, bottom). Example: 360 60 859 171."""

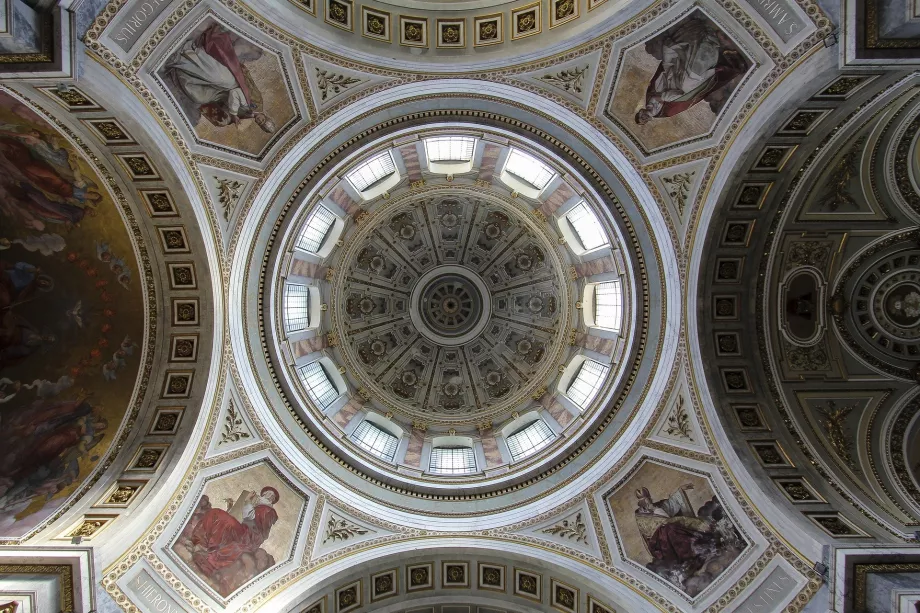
265 124 640 490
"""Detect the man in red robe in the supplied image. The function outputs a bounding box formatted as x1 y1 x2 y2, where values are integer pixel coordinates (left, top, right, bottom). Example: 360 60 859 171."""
189 486 280 578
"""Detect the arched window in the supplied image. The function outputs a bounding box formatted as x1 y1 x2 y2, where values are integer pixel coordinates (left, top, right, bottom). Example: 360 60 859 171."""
505 419 555 462
298 361 340 409
283 283 310 333
296 205 337 253
352 419 399 462
592 280 623 332
424 136 476 162
503 148 555 191
347 151 397 192
565 202 609 252
429 446 477 474
566 359 609 409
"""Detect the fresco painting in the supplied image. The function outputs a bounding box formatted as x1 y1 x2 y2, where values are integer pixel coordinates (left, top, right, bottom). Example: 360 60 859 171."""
172 463 305 598
607 11 751 152
158 18 296 157
0 90 144 537
606 461 747 597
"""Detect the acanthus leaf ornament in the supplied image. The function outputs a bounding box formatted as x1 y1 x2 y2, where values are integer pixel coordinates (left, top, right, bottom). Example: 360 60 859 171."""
664 396 694 441
219 401 251 444
540 511 588 543
215 177 244 221
323 513 371 543
538 66 589 95
316 68 362 101
661 171 694 216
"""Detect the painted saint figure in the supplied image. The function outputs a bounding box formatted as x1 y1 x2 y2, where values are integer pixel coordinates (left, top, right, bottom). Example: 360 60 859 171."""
183 486 281 596
633 483 745 596
164 24 276 133
635 16 750 125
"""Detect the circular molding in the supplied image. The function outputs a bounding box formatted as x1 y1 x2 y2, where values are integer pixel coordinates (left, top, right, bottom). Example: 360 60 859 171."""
230 83 677 515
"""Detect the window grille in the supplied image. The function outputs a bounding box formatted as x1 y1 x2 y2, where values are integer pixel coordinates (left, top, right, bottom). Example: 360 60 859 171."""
352 420 399 462
298 361 339 409
505 420 555 462
284 284 310 333
429 446 477 474
347 151 397 192
425 136 476 162
593 280 622 332
296 205 336 253
504 148 555 190
566 359 610 409
566 202 609 251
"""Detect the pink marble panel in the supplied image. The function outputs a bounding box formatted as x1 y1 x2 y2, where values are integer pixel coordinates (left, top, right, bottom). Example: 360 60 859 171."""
291 335 327 359
328 185 360 215
333 398 363 429
574 255 617 278
478 143 501 184
398 144 423 181
480 428 503 468
575 332 616 356
538 181 575 217
537 393 574 429
402 429 425 467
289 258 329 280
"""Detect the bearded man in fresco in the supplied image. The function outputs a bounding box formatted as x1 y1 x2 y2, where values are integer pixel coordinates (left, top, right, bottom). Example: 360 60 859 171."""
187 486 280 595
164 23 276 133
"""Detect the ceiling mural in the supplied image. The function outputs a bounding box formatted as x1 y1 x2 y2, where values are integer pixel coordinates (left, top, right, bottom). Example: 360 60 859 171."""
3 0 918 611
154 14 299 158
0 89 146 539
603 460 749 599
605 9 754 153
170 461 309 599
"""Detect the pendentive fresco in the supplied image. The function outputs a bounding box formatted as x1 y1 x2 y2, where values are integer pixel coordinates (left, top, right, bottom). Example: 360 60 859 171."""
607 10 752 152
606 461 747 598
171 462 306 598
157 17 296 157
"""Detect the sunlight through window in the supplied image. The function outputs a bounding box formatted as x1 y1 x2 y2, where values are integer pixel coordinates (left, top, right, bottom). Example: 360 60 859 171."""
352 420 399 462
566 359 610 409
506 420 555 461
347 151 397 192
504 148 555 190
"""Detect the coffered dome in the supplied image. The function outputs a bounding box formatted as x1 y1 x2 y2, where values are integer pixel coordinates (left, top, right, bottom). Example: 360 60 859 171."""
251 119 651 493
332 187 576 426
